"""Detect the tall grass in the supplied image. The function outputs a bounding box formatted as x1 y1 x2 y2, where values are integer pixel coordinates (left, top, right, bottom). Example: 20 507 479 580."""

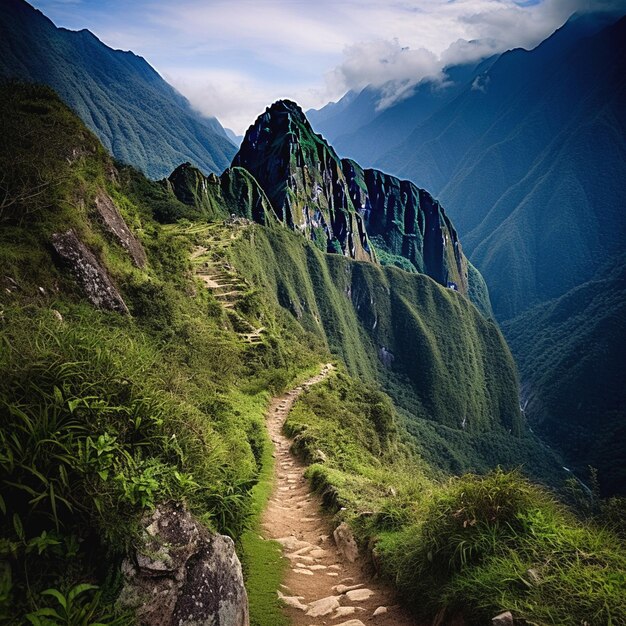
286 376 626 626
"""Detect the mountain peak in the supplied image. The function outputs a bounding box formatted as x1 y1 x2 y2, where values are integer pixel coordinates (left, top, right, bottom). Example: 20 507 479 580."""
233 101 373 261
230 101 478 301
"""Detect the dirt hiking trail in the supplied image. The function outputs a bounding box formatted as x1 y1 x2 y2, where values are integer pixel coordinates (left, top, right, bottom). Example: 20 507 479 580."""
261 364 418 626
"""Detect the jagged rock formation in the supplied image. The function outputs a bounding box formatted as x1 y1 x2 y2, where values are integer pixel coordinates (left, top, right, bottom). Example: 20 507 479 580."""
342 159 468 293
51 229 129 313
94 190 147 268
119 502 249 626
171 100 490 312
166 162 277 224
232 100 373 261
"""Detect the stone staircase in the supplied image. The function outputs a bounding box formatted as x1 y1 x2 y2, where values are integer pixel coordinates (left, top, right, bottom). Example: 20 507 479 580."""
184 224 265 346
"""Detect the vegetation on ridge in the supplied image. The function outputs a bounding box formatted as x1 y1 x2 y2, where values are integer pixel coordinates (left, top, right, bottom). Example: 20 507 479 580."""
285 374 626 626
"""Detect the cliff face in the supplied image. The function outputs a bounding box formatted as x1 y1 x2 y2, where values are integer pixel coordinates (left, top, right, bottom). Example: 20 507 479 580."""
168 99 490 315
342 159 468 293
232 100 373 261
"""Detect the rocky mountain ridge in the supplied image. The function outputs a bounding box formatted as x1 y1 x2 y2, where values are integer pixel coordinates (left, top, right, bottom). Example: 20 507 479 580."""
169 99 490 313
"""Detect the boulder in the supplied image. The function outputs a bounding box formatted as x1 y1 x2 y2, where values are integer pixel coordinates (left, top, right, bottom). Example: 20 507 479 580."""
118 502 249 626
333 522 359 562
492 611 514 626
94 191 147 267
306 595 341 617
51 229 129 314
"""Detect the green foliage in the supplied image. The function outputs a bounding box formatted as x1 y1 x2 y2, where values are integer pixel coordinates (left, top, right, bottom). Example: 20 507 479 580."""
3 60 622 626
0 3 236 179
377 469 626 625
286 376 626 626
26 584 130 626
0 85 322 621
228 224 533 474
239 396 289 626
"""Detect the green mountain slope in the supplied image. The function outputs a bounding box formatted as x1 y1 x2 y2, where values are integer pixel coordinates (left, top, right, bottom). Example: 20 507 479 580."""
225 100 491 313
1 82 623 626
503 257 626 496
310 14 626 322
0 0 237 179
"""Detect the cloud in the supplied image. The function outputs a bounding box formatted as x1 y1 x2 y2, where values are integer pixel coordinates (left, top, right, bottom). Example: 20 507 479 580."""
164 67 313 135
30 0 626 132
321 0 624 110
471 74 491 93
328 39 441 94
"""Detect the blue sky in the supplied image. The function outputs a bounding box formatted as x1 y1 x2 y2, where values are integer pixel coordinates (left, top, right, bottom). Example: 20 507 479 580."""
30 0 620 132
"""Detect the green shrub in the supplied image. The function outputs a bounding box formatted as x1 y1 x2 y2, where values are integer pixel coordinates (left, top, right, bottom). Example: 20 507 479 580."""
376 470 626 625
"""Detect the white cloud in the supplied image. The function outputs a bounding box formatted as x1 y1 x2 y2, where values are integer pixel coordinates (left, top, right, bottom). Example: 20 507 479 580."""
328 39 442 95
31 0 626 133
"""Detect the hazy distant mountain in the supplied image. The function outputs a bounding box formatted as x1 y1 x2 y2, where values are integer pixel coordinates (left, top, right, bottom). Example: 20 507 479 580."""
0 0 237 178
223 128 243 147
308 58 497 170
311 13 626 322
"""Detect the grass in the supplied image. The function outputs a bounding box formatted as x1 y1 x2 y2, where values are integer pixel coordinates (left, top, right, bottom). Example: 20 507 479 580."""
227 224 568 485
239 393 289 626
285 373 626 626
239 362 322 626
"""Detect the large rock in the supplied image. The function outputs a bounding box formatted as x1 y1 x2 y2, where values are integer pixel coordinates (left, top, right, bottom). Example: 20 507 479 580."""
333 522 359 562
492 611 514 626
94 191 147 268
51 229 129 313
119 502 249 626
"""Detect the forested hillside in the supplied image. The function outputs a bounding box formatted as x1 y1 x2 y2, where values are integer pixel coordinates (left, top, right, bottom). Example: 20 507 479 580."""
0 0 237 178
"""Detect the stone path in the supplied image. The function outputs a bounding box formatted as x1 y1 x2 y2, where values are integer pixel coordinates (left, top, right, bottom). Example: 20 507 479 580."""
261 364 418 626
191 244 265 345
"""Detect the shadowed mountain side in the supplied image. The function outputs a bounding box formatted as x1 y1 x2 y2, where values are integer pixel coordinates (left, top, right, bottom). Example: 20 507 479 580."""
503 256 626 496
0 0 236 179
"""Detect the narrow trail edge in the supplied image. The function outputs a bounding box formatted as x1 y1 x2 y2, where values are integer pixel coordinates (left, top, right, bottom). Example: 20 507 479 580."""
261 364 417 626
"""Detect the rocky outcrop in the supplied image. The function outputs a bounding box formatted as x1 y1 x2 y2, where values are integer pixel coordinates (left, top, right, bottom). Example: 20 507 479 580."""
51 229 129 313
94 191 146 268
333 522 359 563
166 162 277 225
492 611 514 625
232 100 374 262
342 159 468 294
119 502 249 626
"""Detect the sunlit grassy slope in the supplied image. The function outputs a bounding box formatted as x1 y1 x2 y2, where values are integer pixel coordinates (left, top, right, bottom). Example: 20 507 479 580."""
284 373 626 626
2 83 622 626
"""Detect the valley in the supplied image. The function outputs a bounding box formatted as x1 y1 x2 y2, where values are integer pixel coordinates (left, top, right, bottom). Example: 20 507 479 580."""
0 2 625 626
